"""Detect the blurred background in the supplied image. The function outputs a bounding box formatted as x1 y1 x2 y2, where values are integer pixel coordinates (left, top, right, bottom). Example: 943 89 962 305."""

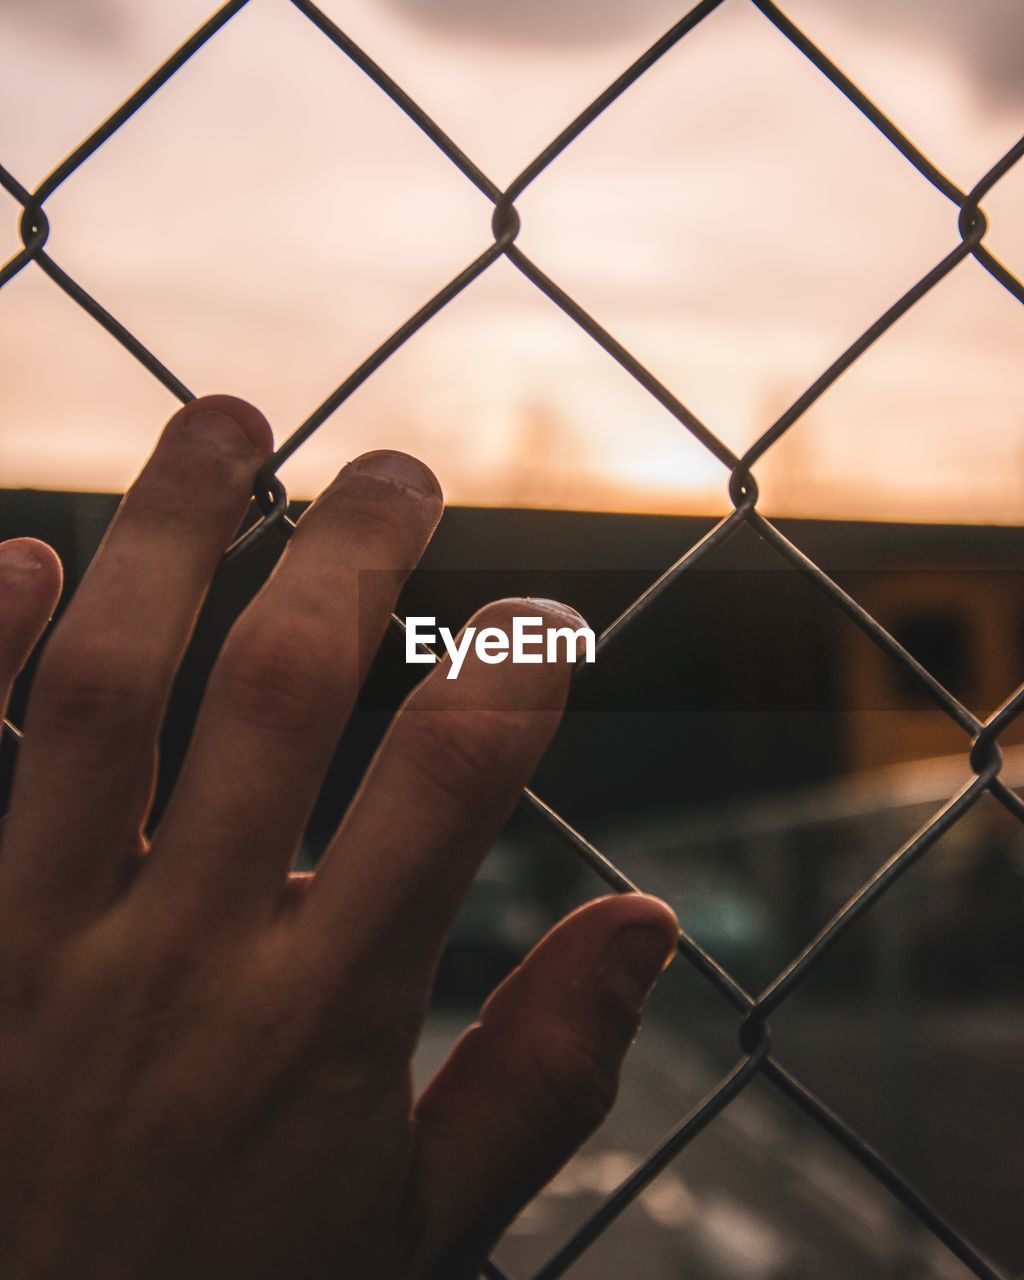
2 0 1023 518
2 2 1023 1278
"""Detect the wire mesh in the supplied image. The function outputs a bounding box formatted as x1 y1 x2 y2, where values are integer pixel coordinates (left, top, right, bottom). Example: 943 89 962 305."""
2 2 1023 1277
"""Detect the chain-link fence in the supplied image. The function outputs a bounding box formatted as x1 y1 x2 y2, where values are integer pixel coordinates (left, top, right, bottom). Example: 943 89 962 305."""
2 2 1023 1277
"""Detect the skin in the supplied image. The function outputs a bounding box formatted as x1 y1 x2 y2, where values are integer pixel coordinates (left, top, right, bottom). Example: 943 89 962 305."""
0 395 679 1280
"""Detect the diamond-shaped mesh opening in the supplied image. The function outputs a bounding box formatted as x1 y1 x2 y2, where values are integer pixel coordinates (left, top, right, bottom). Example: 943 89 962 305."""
0 265 177 491
37 2 491 436
516 3 960 462
754 261 1024 523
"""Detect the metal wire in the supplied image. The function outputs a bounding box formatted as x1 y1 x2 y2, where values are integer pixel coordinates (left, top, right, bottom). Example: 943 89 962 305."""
2 1 1023 1276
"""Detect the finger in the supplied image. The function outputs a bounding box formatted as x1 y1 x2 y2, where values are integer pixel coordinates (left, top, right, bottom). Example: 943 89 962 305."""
2 396 272 919
412 894 679 1275
299 597 586 986
140 451 442 919
0 539 62 729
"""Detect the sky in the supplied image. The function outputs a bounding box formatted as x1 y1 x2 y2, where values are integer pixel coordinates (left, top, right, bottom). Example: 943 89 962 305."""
0 0 1022 521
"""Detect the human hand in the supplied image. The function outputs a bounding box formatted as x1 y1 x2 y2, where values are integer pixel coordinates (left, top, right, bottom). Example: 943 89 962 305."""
0 396 679 1280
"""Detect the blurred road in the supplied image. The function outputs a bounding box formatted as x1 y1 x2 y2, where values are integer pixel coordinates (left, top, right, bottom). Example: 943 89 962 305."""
416 1016 975 1280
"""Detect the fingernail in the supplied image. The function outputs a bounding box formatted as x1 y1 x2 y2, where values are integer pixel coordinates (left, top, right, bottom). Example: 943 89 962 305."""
0 541 44 576
526 597 587 628
523 598 592 662
180 406 267 452
602 924 678 1011
348 450 442 502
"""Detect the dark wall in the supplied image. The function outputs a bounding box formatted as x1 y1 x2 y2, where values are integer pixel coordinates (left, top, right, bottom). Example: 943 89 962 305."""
4 490 1024 836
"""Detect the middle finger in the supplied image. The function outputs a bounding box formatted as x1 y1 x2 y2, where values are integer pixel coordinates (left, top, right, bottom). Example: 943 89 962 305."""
141 450 442 920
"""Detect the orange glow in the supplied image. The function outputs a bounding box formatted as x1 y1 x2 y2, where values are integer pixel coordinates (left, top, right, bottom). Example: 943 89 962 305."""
1 0 1022 522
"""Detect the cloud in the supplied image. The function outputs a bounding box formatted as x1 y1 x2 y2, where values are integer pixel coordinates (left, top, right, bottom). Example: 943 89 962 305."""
816 0 1024 110
377 0 685 48
381 0 1024 108
0 0 127 49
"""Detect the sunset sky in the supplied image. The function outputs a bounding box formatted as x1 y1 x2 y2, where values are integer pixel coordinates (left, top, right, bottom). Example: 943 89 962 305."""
1 0 1022 521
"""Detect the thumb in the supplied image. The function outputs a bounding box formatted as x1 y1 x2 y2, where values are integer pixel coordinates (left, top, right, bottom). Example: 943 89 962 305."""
411 893 679 1277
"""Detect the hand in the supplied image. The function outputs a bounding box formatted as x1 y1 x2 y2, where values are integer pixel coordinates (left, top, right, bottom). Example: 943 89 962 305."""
0 396 679 1280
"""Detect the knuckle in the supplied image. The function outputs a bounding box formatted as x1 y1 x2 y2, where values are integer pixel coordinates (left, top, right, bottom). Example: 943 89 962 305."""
397 707 519 809
308 471 427 543
215 624 345 733
529 1027 618 1136
31 635 152 738
127 433 252 530
276 925 421 1072
287 995 420 1097
321 1004 418 1072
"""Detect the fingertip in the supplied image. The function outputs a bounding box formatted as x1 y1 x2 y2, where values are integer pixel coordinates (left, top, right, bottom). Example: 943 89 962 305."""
346 449 443 506
615 892 680 954
459 595 592 692
178 394 274 455
472 596 589 644
521 596 588 630
562 892 679 947
518 894 678 1022
0 540 63 696
0 537 64 603
412 598 584 715
515 597 593 670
